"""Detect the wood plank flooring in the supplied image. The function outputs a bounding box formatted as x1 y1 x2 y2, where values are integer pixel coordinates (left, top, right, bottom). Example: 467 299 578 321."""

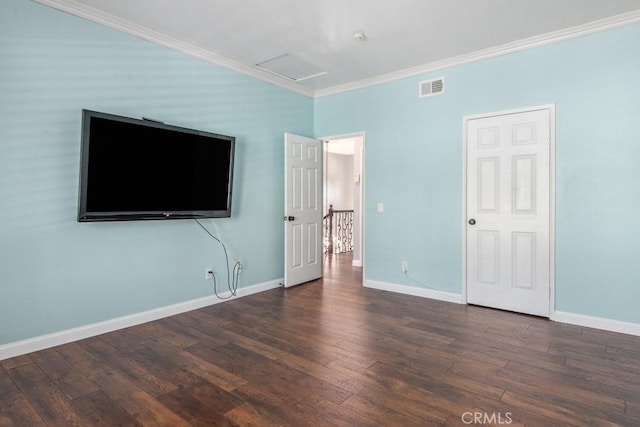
2 253 640 426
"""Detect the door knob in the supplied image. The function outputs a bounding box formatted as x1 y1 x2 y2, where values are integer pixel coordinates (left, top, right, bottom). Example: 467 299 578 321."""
468 219 476 225
283 216 295 221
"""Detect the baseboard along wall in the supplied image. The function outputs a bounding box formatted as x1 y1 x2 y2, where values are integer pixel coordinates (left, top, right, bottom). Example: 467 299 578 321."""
0 279 282 361
365 280 640 337
4 277 639 361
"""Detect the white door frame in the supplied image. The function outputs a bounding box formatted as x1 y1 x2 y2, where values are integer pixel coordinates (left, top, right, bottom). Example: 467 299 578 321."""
462 104 556 316
320 131 366 276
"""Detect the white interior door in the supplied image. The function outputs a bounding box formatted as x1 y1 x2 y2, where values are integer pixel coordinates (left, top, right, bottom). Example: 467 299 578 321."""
466 108 552 317
284 133 323 287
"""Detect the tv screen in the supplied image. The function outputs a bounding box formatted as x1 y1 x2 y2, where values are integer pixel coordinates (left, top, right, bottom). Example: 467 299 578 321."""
78 110 235 222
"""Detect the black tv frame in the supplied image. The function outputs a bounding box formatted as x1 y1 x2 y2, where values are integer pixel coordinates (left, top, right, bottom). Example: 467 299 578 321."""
78 110 235 222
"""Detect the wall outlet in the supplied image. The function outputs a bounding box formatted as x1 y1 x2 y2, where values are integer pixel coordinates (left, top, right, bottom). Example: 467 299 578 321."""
402 260 408 273
205 268 214 280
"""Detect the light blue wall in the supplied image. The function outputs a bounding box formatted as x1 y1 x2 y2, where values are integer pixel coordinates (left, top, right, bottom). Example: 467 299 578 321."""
3 0 640 347
315 23 640 324
0 0 313 345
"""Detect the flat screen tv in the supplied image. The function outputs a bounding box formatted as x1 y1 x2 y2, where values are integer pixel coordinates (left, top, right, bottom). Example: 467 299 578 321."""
78 110 235 222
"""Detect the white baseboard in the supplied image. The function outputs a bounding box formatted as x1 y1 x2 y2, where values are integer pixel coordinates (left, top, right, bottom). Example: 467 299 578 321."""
552 311 640 337
364 280 463 304
0 278 282 361
352 260 363 267
363 282 640 336
7 277 637 361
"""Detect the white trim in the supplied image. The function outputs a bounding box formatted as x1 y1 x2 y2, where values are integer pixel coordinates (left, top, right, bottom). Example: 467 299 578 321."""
461 116 469 304
552 311 640 337
319 132 366 144
464 104 556 121
365 280 640 337
320 132 366 278
315 10 640 97
462 104 556 316
364 280 463 305
548 107 557 319
33 0 640 99
0 278 281 361
360 141 365 280
32 0 314 98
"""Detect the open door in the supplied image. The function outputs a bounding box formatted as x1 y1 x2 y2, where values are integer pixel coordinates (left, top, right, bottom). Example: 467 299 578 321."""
284 133 323 287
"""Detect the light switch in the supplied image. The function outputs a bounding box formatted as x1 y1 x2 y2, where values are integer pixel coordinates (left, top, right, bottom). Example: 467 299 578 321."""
354 174 361 183
377 203 384 213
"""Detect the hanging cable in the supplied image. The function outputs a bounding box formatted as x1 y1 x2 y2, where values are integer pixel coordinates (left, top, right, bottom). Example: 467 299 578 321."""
195 219 241 300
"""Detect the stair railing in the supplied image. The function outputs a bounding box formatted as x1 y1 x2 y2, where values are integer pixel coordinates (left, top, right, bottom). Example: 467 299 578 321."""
323 204 354 254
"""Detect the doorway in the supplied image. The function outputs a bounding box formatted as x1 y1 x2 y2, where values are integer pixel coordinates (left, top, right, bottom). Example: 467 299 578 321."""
464 105 555 317
322 134 364 272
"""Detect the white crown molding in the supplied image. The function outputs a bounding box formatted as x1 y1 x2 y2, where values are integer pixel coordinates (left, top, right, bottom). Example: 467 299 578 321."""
32 0 315 98
0 278 282 361
32 1 640 99
364 280 464 305
315 9 640 98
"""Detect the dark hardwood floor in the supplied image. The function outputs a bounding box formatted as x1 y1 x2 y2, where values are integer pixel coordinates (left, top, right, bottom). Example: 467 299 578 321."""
2 253 640 426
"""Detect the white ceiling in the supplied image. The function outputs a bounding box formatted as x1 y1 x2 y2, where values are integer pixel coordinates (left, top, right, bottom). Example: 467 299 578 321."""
37 0 640 97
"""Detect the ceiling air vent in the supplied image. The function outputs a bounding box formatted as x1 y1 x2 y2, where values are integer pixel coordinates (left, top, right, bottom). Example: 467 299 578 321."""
419 77 444 98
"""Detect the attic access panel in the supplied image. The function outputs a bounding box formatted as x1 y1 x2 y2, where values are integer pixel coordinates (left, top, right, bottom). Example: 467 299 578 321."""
256 54 326 82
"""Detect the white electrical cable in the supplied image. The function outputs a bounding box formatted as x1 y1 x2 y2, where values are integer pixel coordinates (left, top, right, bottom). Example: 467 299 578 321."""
195 219 241 300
